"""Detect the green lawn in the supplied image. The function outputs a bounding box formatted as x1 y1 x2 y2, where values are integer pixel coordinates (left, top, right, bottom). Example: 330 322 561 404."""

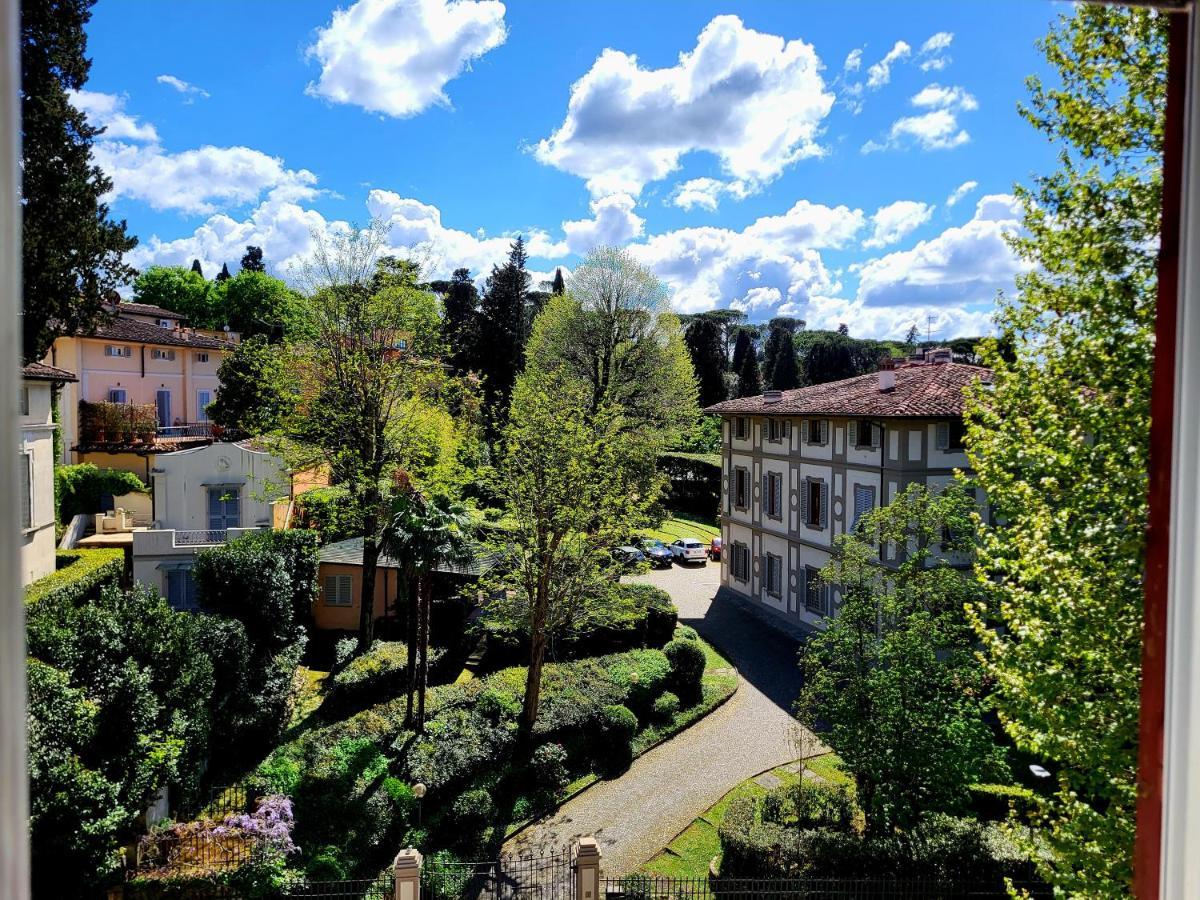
642 512 720 544
640 753 846 878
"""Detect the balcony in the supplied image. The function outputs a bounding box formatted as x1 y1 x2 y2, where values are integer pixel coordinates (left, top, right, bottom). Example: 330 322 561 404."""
77 400 221 449
132 526 265 557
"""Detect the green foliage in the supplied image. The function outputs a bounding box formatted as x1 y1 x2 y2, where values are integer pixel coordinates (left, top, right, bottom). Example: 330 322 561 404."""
209 335 300 437
26 584 219 895
476 237 534 424
793 330 898 386
762 323 801 391
796 484 1006 838
969 783 1036 823
54 462 147 524
448 788 495 838
962 8 1166 896
24 548 123 607
324 641 448 717
294 485 365 544
664 637 706 705
133 266 218 325
652 691 681 724
529 742 570 797
596 704 638 774
214 269 313 340
735 341 761 398
20 0 137 361
683 316 727 409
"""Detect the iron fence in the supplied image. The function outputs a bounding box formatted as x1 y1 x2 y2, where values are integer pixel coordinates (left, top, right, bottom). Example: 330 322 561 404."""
135 827 251 875
602 875 1052 900
424 849 575 900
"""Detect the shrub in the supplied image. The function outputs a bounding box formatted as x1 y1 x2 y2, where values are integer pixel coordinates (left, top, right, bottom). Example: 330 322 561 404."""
530 742 570 797
969 783 1036 822
675 625 699 641
294 485 365 545
761 780 854 832
24 548 124 607
448 788 495 837
652 691 681 724
664 637 706 704
596 704 638 774
324 641 449 717
306 845 348 881
54 463 146 525
334 636 357 671
406 706 518 791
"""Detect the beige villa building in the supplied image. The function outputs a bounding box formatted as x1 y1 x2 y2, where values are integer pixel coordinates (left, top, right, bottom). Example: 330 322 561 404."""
704 349 988 634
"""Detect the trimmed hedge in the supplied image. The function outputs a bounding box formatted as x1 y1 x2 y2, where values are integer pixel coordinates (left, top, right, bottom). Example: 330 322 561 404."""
54 463 146 525
322 641 449 718
969 782 1036 822
664 637 706 705
596 704 638 774
24 549 124 607
481 582 678 668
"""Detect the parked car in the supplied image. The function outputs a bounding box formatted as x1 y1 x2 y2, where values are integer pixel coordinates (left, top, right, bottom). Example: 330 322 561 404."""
612 546 647 569
635 538 675 568
670 538 708 564
708 536 722 561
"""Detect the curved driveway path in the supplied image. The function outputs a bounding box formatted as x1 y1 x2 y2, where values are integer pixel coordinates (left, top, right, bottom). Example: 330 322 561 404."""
504 563 824 874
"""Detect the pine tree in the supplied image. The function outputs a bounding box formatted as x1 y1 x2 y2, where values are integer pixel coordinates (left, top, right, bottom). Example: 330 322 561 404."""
20 0 137 362
684 317 727 408
837 322 850 336
441 267 480 373
241 245 265 273
190 259 204 278
215 263 231 283
550 267 566 296
904 323 920 348
735 343 762 398
477 238 532 423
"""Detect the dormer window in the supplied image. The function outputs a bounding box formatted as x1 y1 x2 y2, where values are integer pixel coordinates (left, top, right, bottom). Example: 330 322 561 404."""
158 318 173 329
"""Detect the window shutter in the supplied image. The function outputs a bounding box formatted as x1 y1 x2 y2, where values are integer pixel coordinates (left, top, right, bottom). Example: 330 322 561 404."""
871 424 882 449
799 566 808 607
324 576 337 603
800 420 809 443
848 420 857 448
784 420 792 439
800 478 810 523
761 474 767 508
936 422 950 451
773 476 782 518
820 420 829 445
819 482 829 528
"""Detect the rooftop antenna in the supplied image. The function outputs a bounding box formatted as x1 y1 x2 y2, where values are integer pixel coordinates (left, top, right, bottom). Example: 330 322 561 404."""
926 314 936 345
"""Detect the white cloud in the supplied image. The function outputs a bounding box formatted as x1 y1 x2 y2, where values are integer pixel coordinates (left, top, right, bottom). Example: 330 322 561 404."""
862 200 934 249
843 48 863 72
866 40 911 89
560 193 644 254
744 199 865 248
862 83 976 153
669 177 750 212
68 89 158 142
920 57 950 73
93 141 318 215
534 15 833 197
156 74 210 100
855 193 1026 308
918 31 953 72
305 0 507 118
946 180 978 207
793 293 994 340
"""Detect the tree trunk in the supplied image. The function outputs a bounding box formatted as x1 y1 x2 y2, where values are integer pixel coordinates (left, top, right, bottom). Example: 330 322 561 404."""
359 508 380 650
416 575 431 732
404 572 417 729
519 573 551 741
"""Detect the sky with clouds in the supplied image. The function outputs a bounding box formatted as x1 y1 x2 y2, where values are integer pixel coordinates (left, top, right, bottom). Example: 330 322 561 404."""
80 0 1063 340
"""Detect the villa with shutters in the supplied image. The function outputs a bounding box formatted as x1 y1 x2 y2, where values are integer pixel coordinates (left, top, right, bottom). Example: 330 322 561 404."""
703 348 990 634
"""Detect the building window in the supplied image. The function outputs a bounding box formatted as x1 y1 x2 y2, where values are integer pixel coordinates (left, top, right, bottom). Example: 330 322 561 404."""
197 390 213 423
156 390 172 428
104 345 132 358
852 485 875 532
207 486 240 530
731 543 751 582
151 349 176 361
324 574 354 606
394 338 409 351
802 478 827 528
19 451 32 530
158 318 173 329
107 388 127 404
766 418 786 443
804 566 828 615
18 386 29 416
165 568 200 612
804 419 829 446
764 471 783 519
850 420 880 449
734 467 750 509
735 417 750 440
765 553 783 598
936 419 967 451
196 352 210 363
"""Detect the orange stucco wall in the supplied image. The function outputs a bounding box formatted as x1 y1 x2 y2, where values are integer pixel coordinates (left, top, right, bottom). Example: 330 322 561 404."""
314 561 404 631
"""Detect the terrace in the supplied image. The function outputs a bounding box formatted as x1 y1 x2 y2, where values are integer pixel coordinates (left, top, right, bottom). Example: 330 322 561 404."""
75 400 222 451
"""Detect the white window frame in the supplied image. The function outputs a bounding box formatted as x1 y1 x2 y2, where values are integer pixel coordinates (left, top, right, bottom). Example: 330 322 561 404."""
151 348 176 361
196 390 212 423
19 450 32 530
735 416 750 440
196 352 209 363
734 467 750 510
158 318 172 329
104 344 132 358
324 574 354 606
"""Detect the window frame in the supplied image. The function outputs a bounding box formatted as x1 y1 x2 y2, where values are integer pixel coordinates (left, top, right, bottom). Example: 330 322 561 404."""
734 416 750 440
104 344 132 358
804 565 827 615
151 348 177 361
805 418 829 446
196 352 210 363
19 450 32 530
765 552 783 598
324 574 354 607
107 388 127 404
765 470 783 520
734 466 750 510
852 484 876 532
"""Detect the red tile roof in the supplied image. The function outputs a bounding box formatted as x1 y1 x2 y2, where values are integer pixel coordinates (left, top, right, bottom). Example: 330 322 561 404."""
88 316 235 351
112 301 185 320
22 361 77 382
705 362 991 418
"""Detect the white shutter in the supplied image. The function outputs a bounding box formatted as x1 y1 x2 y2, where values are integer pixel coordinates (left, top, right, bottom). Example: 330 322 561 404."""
936 422 950 451
819 483 829 528
820 420 829 445
800 420 809 443
848 420 857 448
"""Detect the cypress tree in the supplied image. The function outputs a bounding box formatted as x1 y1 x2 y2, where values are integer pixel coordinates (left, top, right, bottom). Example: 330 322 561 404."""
240 245 265 273
442 267 480 373
769 334 801 390
190 258 204 278
736 344 762 398
684 317 726 408
21 0 137 362
215 263 231 283
731 329 753 377
478 237 532 422
550 267 566 296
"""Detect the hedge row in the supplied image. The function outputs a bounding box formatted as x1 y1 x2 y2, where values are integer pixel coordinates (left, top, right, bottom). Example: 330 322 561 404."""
321 641 450 718
24 549 124 607
480 582 678 669
54 463 147 525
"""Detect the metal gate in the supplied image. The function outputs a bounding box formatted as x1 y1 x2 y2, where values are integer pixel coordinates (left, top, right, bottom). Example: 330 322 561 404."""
423 848 575 900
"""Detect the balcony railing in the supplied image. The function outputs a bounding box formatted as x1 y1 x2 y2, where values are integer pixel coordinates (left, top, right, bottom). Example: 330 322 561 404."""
174 529 228 546
156 422 215 440
78 413 217 446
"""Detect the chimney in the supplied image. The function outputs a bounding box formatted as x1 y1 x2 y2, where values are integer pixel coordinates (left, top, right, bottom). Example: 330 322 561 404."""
763 389 782 404
878 369 895 392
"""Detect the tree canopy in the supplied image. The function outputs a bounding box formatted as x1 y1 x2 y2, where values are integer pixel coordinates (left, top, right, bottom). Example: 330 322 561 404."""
684 316 727 409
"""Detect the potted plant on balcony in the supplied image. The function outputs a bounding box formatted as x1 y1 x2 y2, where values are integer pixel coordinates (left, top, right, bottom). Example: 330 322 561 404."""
136 405 157 444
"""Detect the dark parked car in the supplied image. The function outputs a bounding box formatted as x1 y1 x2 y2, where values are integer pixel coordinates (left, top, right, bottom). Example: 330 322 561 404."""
635 538 674 568
612 546 648 569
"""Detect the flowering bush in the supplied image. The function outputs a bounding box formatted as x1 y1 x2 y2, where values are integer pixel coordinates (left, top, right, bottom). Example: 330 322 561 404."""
216 794 298 858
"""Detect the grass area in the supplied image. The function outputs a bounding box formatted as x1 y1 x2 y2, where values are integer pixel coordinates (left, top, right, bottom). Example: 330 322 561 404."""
642 512 720 544
289 666 329 728
640 753 846 878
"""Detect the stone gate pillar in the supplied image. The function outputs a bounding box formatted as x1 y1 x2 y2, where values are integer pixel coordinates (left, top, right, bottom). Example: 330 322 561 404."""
394 847 422 900
575 836 601 900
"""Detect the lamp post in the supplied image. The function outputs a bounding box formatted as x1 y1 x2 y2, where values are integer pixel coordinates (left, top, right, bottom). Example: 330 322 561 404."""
413 782 427 827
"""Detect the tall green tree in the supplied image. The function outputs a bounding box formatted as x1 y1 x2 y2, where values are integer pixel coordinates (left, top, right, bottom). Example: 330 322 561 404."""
762 318 802 390
964 7 1166 895
438 267 480 374
477 237 532 423
132 265 217 325
698 308 748 365
684 316 727 409
209 335 299 436
20 0 137 362
796 484 1005 838
730 328 754 377
550 267 566 296
215 262 232 283
523 246 698 447
190 258 204 277
735 342 761 398
241 245 265 272
215 269 313 340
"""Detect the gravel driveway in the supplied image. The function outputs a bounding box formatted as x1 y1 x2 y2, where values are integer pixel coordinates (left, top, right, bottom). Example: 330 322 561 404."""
504 562 824 874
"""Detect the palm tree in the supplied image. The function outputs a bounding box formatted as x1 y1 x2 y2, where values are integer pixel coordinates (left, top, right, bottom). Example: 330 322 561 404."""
380 490 473 732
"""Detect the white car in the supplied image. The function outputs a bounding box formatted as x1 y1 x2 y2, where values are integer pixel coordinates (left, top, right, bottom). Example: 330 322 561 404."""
670 538 708 564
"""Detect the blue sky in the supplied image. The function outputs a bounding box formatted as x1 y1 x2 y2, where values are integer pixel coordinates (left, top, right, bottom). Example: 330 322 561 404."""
78 0 1064 340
